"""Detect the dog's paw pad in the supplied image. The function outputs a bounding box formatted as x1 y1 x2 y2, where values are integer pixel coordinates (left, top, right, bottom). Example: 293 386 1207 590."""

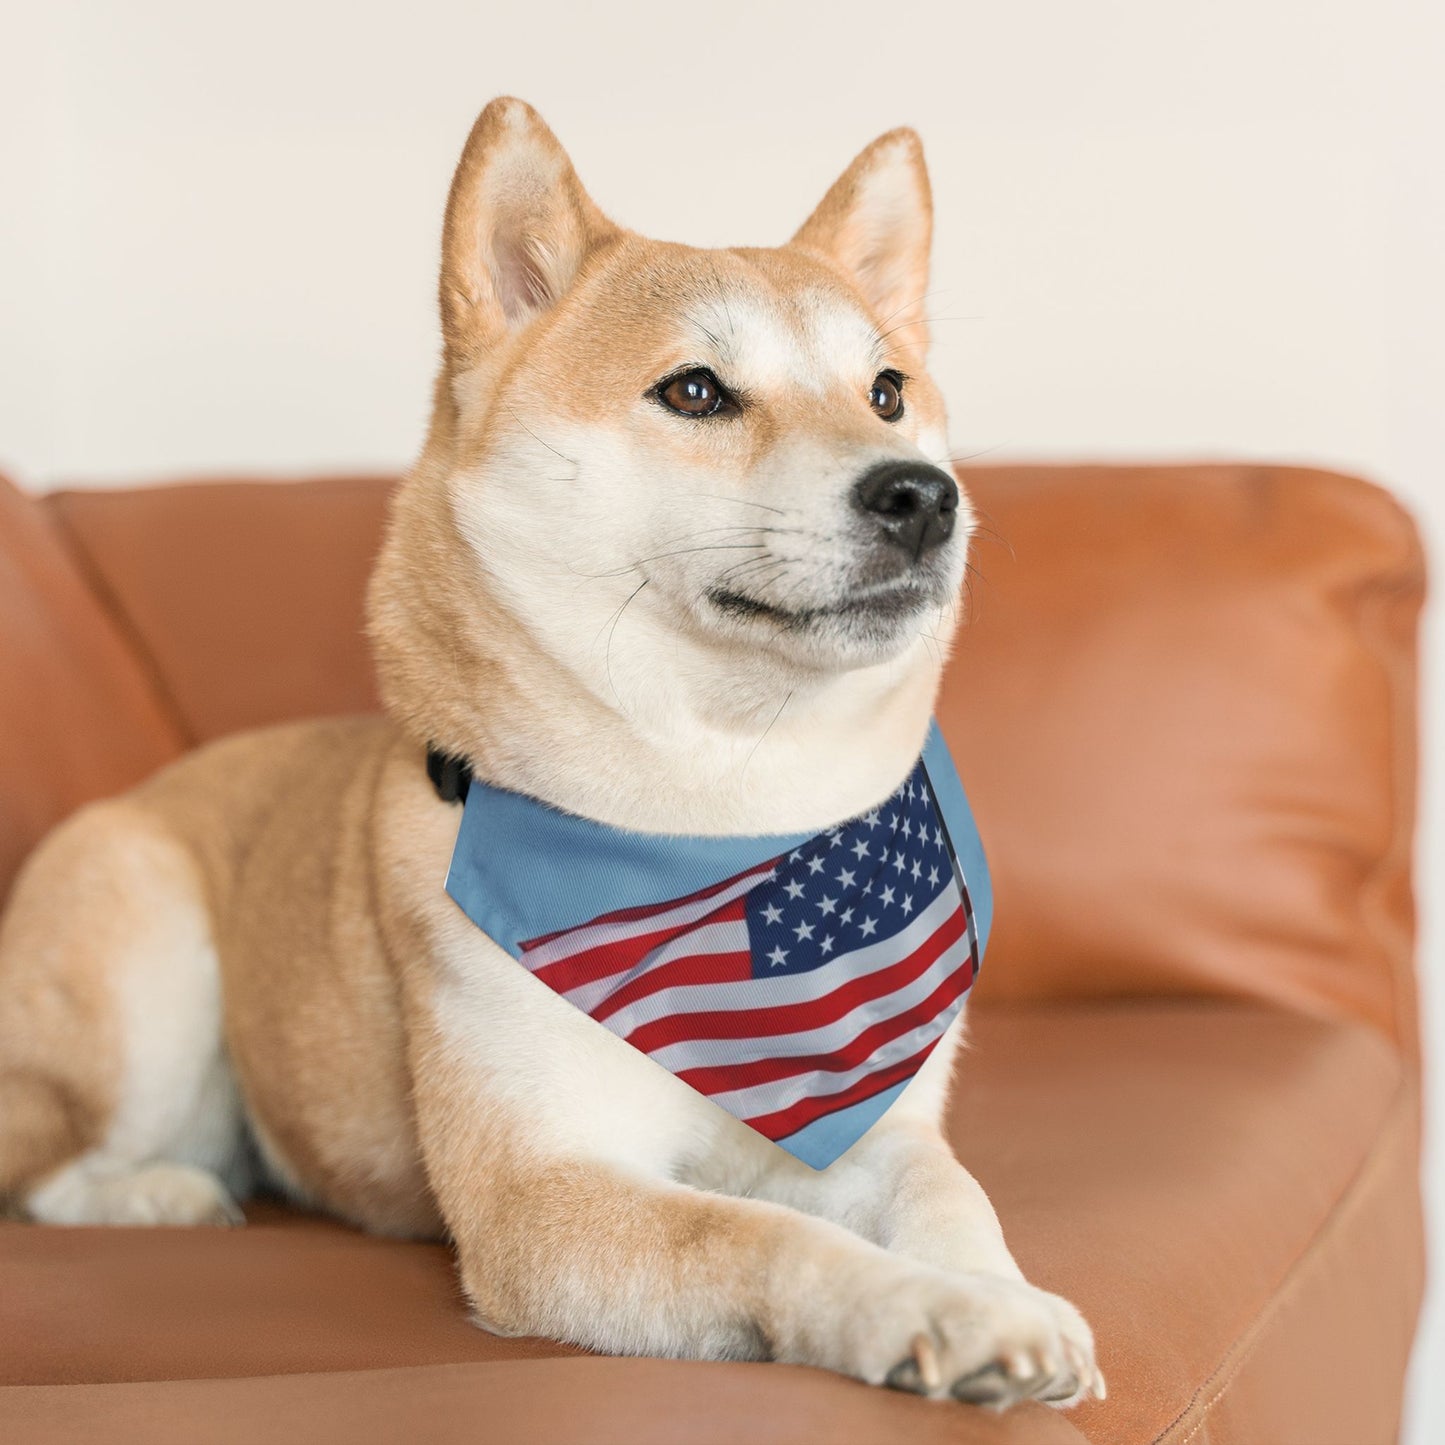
886 1331 943 1394
951 1361 1014 1406
885 1358 924 1394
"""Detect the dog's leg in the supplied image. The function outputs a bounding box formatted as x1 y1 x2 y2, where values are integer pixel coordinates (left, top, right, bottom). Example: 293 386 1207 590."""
744 1021 1104 1406
425 1122 1101 1400
752 1119 1104 1405
0 801 247 1225
410 977 1096 1404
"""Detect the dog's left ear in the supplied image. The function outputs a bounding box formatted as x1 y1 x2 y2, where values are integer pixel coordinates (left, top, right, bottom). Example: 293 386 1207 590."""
790 129 933 352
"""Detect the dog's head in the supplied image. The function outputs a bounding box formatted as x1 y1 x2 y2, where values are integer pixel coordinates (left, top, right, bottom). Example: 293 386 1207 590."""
371 99 970 791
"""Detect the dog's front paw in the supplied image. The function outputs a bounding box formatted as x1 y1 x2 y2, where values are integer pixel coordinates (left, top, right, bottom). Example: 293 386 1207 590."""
833 1266 1104 1409
1023 1288 1106 1409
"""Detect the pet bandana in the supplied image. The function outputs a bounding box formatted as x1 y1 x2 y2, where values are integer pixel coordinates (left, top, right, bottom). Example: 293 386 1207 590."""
442 722 991 1169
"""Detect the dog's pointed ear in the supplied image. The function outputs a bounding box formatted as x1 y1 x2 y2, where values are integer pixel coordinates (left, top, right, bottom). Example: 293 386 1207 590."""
790 128 933 351
440 98 618 365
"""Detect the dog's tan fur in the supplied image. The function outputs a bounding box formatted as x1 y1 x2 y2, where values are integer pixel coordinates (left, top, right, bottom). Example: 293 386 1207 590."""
0 99 1101 1406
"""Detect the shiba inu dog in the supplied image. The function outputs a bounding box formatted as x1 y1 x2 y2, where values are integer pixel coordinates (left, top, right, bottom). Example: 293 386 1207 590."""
0 98 1102 1408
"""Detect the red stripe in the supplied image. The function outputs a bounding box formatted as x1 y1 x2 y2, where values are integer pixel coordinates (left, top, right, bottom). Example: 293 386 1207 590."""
743 1035 944 1141
673 950 974 1095
589 934 753 1020
531 918 681 995
622 904 967 1055
520 858 779 951
534 895 757 999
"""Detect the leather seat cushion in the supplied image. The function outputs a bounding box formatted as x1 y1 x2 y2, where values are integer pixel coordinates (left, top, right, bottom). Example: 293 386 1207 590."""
0 1001 1418 1444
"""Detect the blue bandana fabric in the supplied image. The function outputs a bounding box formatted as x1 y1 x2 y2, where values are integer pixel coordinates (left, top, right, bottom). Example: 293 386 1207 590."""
444 722 991 1169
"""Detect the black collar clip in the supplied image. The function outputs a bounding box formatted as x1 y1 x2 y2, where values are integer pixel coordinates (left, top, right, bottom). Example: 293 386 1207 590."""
426 746 473 805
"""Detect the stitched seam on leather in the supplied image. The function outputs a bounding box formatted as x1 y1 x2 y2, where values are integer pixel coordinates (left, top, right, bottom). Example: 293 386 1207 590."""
44 497 199 749
1148 1079 1411 1445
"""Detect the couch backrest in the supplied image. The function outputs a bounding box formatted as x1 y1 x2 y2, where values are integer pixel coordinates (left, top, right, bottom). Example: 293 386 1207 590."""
6 464 1423 1056
0 473 185 898
938 464 1422 1062
46 476 390 742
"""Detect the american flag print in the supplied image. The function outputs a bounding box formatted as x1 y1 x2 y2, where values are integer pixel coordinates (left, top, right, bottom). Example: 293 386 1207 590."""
513 757 981 1168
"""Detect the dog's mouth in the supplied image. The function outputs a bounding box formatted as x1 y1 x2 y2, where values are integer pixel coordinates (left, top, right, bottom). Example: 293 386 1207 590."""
705 578 937 630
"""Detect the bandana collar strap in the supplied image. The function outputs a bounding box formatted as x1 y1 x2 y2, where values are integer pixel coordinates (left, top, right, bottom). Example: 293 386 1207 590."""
441 721 991 1169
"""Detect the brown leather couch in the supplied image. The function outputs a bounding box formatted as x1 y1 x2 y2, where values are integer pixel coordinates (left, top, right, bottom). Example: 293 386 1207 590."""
0 462 1426 1444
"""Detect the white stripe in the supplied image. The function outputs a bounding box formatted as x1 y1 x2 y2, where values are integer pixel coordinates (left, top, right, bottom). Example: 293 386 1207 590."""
607 883 962 1041
522 861 774 970
645 913 973 1073
702 939 974 1120
560 917 750 1015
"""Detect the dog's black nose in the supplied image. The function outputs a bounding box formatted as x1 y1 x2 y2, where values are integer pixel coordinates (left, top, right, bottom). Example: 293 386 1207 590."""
852 461 960 559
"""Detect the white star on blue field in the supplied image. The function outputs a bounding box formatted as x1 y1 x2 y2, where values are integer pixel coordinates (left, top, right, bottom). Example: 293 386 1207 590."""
744 761 961 977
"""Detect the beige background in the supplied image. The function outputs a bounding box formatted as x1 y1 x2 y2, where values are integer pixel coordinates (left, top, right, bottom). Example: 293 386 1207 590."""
1 2 1440 1435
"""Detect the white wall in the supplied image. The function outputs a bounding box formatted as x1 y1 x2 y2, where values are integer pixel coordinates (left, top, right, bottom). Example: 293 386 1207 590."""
1 0 1440 1434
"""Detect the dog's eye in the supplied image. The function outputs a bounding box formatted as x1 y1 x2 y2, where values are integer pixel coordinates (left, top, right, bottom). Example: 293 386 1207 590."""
657 369 726 417
869 371 905 421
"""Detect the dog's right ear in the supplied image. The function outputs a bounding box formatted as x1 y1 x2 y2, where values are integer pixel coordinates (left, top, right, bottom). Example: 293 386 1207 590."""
439 98 617 366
